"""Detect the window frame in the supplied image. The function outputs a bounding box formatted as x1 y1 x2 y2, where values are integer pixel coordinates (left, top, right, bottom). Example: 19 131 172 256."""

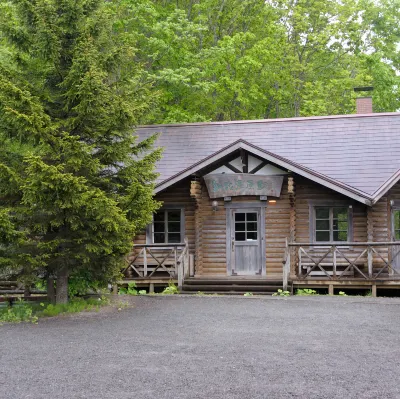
391 200 400 242
309 201 353 244
146 206 185 245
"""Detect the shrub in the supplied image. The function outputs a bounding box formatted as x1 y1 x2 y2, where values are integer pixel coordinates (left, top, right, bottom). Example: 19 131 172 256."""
0 299 38 324
118 282 138 295
272 289 290 297
162 282 179 295
296 289 317 296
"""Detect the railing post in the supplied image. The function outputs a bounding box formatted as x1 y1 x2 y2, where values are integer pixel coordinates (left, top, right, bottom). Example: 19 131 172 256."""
143 247 148 277
176 247 183 290
332 246 337 278
367 245 373 278
298 247 302 277
184 239 189 278
283 238 290 291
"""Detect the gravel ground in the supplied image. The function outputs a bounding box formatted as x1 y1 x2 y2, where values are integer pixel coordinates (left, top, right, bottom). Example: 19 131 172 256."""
1 295 400 399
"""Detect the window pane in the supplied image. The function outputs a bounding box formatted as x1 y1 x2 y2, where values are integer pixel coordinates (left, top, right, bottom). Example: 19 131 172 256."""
153 212 164 222
316 220 330 230
154 222 165 233
394 211 400 230
247 232 257 240
235 232 246 241
247 213 257 222
235 213 245 221
316 231 330 242
154 233 165 243
333 207 348 221
247 222 257 232
235 223 246 231
168 222 180 233
168 233 181 243
167 210 181 222
333 230 348 241
333 220 348 230
315 207 329 219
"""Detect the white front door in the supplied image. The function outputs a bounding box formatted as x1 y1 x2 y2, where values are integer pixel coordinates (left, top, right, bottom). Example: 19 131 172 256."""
229 208 263 275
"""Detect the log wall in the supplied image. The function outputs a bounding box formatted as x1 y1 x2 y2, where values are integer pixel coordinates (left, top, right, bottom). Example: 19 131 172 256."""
131 176 400 278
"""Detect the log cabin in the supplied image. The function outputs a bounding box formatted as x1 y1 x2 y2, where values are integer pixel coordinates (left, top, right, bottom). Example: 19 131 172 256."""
125 95 400 296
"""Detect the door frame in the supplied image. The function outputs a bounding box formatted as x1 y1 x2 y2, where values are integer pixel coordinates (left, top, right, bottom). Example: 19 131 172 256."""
225 202 267 276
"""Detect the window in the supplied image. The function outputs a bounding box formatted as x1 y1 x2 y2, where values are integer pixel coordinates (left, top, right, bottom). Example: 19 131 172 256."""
152 209 182 244
314 206 349 242
394 210 400 240
234 212 258 241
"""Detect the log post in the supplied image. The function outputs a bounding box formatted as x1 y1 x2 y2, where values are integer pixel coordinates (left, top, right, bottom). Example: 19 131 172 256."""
190 180 202 275
328 284 334 296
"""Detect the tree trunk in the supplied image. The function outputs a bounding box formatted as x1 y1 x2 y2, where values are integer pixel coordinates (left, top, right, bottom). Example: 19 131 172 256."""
56 266 69 304
47 277 56 304
23 286 31 298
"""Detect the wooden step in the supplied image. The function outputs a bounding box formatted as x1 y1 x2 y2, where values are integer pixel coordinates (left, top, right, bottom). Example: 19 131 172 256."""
183 284 283 292
184 278 282 286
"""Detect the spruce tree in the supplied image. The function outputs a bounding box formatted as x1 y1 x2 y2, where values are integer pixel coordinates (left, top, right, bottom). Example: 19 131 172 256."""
0 0 161 303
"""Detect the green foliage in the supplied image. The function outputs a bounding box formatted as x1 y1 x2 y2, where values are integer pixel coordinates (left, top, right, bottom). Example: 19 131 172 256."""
296 289 318 296
0 0 161 302
244 292 253 297
161 281 179 295
38 296 109 317
338 291 348 296
39 296 109 317
138 290 147 295
115 0 400 123
0 299 38 324
118 282 138 296
272 289 290 297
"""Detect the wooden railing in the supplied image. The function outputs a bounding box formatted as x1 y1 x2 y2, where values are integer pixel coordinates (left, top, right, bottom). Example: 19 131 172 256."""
283 240 400 290
123 239 190 288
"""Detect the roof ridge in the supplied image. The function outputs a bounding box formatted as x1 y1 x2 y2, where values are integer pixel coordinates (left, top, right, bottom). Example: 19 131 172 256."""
138 112 400 129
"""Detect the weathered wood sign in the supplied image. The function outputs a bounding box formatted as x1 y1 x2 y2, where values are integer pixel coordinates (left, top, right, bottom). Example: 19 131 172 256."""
204 173 284 199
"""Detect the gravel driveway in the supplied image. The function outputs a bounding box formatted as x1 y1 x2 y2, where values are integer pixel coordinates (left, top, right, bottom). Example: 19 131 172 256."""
1 295 400 399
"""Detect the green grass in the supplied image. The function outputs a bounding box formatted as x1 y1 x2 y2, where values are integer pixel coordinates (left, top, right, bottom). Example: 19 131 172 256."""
0 296 110 324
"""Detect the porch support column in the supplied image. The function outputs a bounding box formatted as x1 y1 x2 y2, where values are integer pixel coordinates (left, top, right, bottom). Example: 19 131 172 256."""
190 180 203 275
367 206 374 277
288 176 296 278
371 283 377 298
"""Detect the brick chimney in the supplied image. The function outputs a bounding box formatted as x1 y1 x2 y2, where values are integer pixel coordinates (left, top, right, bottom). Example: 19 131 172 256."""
354 87 373 114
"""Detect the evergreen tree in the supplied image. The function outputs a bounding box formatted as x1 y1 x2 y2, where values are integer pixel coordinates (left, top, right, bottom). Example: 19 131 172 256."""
0 0 161 303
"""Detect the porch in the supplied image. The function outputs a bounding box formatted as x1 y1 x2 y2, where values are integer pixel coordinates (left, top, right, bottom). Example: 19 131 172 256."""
283 240 400 296
122 240 400 296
